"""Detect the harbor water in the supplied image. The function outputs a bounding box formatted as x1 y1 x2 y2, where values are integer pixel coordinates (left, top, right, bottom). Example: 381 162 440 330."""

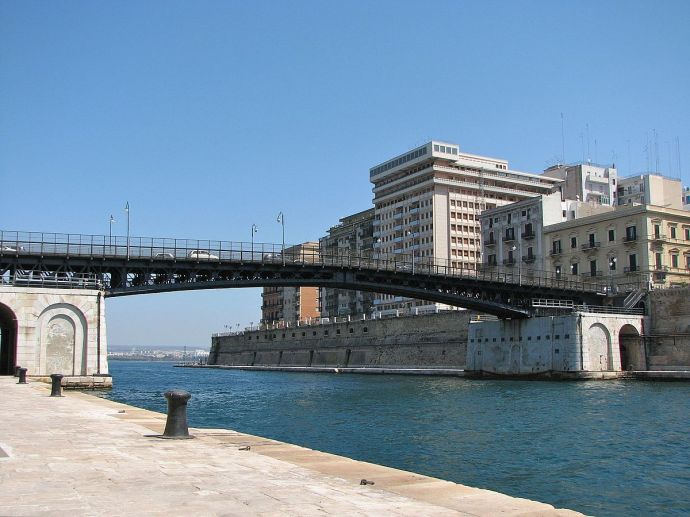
100 361 690 516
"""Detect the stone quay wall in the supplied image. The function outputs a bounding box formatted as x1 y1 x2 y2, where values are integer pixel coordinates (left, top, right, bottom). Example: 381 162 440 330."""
646 288 690 370
210 312 470 369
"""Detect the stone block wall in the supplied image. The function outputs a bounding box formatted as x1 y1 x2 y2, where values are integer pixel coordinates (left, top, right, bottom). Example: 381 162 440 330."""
210 312 470 369
646 288 690 370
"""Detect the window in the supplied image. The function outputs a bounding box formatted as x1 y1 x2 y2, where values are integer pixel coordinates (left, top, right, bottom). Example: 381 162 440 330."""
555 265 562 277
571 263 579 275
626 226 637 241
552 239 562 254
670 226 677 239
629 254 637 271
590 260 597 276
608 229 615 242
655 252 662 268
654 224 661 238
571 236 577 249
685 228 690 241
671 254 679 268
609 257 617 271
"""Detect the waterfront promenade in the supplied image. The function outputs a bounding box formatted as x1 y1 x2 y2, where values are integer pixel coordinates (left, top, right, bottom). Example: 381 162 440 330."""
0 378 585 516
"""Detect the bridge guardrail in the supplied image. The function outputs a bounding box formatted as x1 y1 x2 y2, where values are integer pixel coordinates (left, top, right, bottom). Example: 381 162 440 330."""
0 229 608 294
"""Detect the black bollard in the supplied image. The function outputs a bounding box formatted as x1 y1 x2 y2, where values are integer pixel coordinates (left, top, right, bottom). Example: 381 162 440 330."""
14 365 21 377
17 368 27 384
162 390 193 439
50 374 64 397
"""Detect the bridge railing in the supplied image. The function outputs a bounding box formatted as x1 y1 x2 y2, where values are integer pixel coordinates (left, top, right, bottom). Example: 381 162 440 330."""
1 230 608 294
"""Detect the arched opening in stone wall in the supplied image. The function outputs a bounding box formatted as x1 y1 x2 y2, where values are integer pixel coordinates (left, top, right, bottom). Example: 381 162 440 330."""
619 324 643 371
45 315 76 375
587 323 612 371
0 303 18 375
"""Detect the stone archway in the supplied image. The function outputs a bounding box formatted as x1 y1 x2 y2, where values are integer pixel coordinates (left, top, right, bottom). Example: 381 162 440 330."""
619 324 643 371
587 323 612 371
0 302 18 375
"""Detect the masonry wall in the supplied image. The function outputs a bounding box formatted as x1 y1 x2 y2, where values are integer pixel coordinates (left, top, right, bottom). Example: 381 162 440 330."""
0 286 110 386
210 312 470 369
646 288 690 370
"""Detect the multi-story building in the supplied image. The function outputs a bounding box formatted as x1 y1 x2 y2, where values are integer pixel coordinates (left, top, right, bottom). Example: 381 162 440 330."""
617 174 683 209
319 208 376 318
479 193 614 276
683 186 690 210
543 204 690 290
542 162 618 206
260 242 320 325
369 140 562 314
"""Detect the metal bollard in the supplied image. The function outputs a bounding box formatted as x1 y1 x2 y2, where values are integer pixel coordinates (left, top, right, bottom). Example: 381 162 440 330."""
162 390 193 439
17 368 27 384
14 365 21 377
50 374 64 397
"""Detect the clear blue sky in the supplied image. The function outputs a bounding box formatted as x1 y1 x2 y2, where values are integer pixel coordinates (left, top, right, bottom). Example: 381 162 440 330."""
2 1 688 348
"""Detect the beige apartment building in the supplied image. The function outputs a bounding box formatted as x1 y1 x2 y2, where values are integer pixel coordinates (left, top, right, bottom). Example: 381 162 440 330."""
319 208 376 318
479 193 613 276
370 140 562 314
260 242 320 325
617 173 683 209
543 205 690 290
542 162 618 206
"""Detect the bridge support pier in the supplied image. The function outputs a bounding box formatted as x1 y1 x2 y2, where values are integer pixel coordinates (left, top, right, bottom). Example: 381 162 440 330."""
466 312 647 377
0 286 111 388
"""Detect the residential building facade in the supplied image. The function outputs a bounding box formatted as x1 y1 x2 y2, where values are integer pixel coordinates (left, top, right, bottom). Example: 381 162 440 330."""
370 140 562 314
542 162 618 206
543 205 690 290
617 174 683 209
319 208 376 318
479 193 614 276
260 242 320 325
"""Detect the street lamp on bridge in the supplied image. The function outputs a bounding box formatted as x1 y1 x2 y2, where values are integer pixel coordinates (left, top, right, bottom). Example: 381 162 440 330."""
124 201 130 260
276 212 285 266
251 224 258 257
109 215 115 252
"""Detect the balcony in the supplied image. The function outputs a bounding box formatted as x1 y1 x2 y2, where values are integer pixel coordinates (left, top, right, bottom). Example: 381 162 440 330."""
393 211 404 220
408 206 420 215
521 230 536 240
650 233 666 242
624 266 638 273
652 265 669 272
550 249 562 256
503 258 516 266
581 241 601 251
485 238 496 247
623 235 637 243
503 232 516 243
522 255 536 263
582 270 603 277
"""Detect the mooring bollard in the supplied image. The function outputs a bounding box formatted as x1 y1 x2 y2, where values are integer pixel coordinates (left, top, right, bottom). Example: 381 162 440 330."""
17 368 27 384
162 390 193 439
50 374 64 397
14 365 21 377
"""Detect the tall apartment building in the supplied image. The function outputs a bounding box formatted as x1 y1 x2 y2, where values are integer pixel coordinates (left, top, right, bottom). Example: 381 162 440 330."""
479 193 614 275
542 162 618 206
260 242 320 325
684 186 690 210
370 140 562 314
617 173 683 209
543 204 690 290
319 208 376 318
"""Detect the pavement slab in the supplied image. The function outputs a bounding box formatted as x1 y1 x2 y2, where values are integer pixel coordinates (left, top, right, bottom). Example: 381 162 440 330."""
0 377 585 516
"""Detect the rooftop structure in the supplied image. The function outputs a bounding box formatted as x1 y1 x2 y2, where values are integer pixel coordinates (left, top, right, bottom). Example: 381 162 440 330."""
542 162 618 206
617 173 683 209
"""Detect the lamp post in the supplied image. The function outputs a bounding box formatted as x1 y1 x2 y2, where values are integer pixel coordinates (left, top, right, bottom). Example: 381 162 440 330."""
609 257 617 294
124 201 130 260
109 215 115 253
406 229 415 274
277 212 285 266
511 245 521 285
251 224 258 258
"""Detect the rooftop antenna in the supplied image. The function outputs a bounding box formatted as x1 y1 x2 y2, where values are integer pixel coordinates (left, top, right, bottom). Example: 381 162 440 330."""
644 131 650 172
666 140 674 178
586 123 591 163
560 112 566 164
654 129 660 173
677 137 683 181
594 138 598 164
580 132 585 163
627 139 631 175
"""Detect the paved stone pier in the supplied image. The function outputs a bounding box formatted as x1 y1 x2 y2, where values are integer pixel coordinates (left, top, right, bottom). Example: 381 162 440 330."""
0 378 582 516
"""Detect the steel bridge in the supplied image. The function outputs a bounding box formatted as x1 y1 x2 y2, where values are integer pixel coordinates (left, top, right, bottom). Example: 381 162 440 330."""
0 231 610 319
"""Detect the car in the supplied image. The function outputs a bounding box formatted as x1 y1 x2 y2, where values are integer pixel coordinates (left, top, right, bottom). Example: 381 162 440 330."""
187 250 219 260
154 252 175 260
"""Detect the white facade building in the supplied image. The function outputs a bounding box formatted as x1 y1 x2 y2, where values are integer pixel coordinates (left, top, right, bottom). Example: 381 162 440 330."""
370 140 562 314
542 162 618 206
617 173 683 209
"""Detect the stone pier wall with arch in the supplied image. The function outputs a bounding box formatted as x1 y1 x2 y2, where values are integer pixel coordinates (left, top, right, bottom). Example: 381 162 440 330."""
467 312 647 376
0 286 110 387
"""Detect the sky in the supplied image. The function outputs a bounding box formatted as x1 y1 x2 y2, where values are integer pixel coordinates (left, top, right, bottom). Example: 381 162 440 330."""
1 0 689 348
